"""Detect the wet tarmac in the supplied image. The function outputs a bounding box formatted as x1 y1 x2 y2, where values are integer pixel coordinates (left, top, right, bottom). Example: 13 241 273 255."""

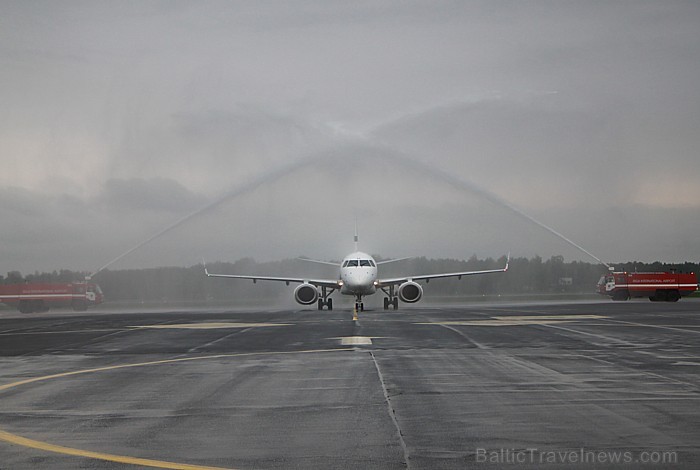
1 300 699 469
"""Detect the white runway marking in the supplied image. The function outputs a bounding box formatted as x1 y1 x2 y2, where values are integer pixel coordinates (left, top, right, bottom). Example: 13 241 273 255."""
604 318 700 335
417 315 607 327
336 336 373 345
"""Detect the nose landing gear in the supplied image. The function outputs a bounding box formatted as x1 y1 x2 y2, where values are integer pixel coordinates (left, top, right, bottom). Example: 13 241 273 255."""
353 296 364 321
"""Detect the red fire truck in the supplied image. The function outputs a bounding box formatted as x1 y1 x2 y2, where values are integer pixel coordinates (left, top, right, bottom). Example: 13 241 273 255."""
597 271 697 302
0 282 104 313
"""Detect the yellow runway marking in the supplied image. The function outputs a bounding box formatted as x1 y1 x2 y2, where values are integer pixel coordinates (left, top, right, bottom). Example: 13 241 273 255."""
0 348 352 469
0 329 123 336
0 429 228 470
418 315 607 327
130 322 291 329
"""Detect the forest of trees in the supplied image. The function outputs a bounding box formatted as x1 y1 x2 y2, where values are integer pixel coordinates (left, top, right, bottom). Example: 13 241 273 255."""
2 256 698 306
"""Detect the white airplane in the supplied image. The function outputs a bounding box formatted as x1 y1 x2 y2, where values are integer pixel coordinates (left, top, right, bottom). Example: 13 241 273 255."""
205 231 509 312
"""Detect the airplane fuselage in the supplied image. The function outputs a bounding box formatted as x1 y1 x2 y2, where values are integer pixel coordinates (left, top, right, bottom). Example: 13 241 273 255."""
339 251 378 296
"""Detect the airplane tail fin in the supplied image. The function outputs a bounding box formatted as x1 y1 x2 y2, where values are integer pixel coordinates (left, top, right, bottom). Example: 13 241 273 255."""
354 218 359 252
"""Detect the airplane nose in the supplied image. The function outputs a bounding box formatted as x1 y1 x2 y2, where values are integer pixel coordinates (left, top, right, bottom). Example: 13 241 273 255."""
345 271 373 286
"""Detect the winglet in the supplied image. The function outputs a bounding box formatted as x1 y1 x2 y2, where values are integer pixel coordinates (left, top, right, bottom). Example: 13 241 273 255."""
202 258 210 277
504 252 511 272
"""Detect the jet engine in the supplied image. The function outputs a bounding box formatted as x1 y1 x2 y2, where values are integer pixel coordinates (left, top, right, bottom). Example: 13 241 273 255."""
294 283 319 305
398 281 423 303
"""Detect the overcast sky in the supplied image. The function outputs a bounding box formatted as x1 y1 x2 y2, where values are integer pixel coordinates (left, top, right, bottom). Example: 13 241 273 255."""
2 0 699 274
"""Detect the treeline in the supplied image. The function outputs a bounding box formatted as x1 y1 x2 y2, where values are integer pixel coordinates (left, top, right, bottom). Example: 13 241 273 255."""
3 256 698 304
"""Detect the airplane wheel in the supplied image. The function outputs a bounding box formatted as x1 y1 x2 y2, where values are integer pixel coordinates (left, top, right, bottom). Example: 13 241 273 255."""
360 303 364 312
327 298 333 310
392 297 399 310
318 299 324 310
383 297 389 310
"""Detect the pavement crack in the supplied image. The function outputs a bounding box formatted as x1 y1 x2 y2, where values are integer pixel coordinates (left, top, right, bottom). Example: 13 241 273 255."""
187 327 252 353
370 351 411 469
438 323 490 349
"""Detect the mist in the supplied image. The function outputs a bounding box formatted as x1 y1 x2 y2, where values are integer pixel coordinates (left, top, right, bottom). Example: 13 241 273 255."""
2 1 699 273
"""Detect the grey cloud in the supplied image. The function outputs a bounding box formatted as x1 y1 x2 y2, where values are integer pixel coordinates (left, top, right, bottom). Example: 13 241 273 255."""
98 177 207 213
108 106 334 196
0 187 51 218
371 93 699 208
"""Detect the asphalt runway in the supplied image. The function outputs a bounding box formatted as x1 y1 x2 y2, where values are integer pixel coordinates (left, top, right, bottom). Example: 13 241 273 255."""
1 300 699 469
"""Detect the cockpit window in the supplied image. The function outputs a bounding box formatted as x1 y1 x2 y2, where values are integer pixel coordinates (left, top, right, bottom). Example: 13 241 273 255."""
345 259 376 267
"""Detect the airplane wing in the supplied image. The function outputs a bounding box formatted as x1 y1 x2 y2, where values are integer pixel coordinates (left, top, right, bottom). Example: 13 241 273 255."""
296 257 341 267
376 257 413 265
204 266 340 289
377 254 509 287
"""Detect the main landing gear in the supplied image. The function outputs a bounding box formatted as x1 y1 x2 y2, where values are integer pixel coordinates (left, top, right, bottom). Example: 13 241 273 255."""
380 285 399 310
317 286 335 310
383 296 398 310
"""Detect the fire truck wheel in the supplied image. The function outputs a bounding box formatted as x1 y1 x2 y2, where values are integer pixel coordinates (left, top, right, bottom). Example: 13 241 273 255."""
667 290 681 302
72 300 88 312
654 290 669 302
612 290 629 301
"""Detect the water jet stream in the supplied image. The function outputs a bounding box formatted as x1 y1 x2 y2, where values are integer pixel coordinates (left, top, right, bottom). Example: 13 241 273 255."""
90 143 609 277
